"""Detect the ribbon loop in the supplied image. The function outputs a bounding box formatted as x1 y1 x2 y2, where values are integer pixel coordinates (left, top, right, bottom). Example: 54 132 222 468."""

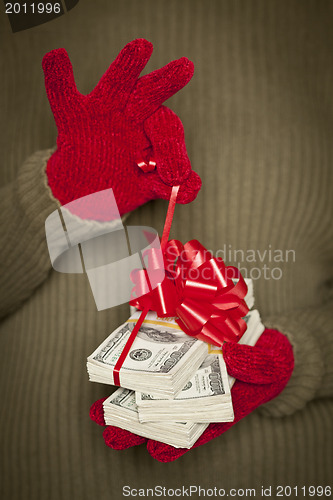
131 239 249 347
136 157 156 173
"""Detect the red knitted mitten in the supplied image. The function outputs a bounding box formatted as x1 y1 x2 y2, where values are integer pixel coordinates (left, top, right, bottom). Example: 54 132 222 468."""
90 329 294 461
43 39 201 217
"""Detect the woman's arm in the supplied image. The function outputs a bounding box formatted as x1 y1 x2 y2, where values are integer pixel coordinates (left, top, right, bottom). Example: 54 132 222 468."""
261 298 333 417
0 149 58 319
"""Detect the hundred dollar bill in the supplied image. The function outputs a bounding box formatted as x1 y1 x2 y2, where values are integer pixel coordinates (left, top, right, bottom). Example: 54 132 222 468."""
136 309 265 423
136 354 234 423
87 312 209 398
103 387 208 448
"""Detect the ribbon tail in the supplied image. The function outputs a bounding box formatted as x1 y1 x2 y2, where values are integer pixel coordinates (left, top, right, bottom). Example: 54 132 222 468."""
160 185 180 251
113 306 149 386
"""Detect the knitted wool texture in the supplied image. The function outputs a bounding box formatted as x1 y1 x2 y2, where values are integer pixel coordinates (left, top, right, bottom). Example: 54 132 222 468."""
42 39 202 217
90 329 294 462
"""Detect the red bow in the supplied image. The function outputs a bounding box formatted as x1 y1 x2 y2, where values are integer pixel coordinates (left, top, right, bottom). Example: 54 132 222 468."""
130 239 249 347
136 158 157 173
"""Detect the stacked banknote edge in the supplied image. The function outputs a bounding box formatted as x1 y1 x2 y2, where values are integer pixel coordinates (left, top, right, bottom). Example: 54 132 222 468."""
136 353 234 423
87 313 209 398
135 309 265 423
87 278 266 448
103 388 209 448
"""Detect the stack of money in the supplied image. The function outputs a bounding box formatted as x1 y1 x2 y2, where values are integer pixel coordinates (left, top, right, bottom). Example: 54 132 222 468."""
87 278 265 448
87 313 209 398
103 388 209 448
136 354 233 423
135 309 265 423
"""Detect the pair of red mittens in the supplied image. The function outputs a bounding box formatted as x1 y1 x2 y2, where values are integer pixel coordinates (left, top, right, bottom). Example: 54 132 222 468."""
90 329 294 462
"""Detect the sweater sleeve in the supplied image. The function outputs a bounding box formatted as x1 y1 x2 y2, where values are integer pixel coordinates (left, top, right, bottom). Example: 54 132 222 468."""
0 149 58 319
259 299 333 418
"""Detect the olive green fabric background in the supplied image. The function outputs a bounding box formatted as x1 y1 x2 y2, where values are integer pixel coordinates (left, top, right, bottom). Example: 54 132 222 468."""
0 1 332 499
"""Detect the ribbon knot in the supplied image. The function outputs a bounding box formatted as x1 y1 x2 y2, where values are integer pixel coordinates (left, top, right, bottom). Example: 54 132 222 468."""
136 158 157 173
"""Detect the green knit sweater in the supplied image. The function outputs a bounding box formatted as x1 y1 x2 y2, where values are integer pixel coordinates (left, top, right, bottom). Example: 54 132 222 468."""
0 1 332 499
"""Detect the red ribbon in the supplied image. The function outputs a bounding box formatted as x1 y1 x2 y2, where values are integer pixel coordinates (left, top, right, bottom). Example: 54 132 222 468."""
130 240 249 348
113 185 180 386
113 305 150 386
